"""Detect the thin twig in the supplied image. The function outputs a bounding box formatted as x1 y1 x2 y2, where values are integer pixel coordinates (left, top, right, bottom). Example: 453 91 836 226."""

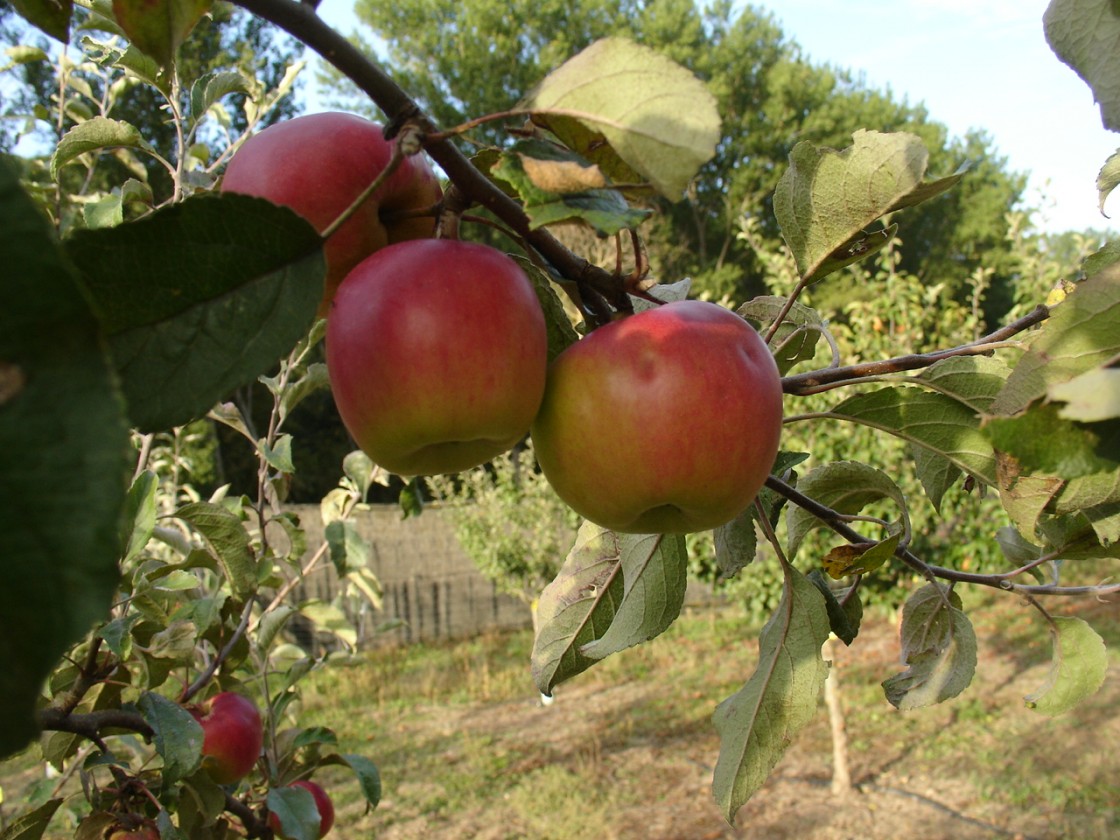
781 305 1049 394
179 598 256 704
764 474 1120 598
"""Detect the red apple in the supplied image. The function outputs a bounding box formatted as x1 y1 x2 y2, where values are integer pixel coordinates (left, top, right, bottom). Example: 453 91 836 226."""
189 691 263 784
326 239 548 476
268 779 336 839
531 300 783 533
221 112 442 317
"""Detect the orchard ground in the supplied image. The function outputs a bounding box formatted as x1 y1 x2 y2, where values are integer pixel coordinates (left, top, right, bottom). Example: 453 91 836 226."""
2 591 1116 839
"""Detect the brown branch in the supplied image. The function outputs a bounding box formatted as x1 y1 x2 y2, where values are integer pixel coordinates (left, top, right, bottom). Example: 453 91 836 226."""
764 474 1120 598
37 707 153 741
180 598 256 704
781 304 1050 395
231 0 629 319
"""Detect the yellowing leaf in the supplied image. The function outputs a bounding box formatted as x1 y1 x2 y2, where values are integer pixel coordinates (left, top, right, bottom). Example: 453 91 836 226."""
520 155 608 192
523 37 720 199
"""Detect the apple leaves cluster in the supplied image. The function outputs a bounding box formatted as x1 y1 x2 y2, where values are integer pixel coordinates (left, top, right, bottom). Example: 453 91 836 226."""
2 3 390 837
485 36 720 235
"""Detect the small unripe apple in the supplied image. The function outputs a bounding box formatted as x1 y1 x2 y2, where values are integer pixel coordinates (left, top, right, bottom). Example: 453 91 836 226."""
221 112 442 317
268 779 335 839
326 239 548 476
189 691 263 784
531 300 783 533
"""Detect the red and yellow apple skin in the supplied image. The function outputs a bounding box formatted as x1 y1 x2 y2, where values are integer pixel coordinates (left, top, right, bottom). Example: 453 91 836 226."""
268 779 336 839
326 239 547 477
189 691 263 785
221 112 442 317
531 300 783 534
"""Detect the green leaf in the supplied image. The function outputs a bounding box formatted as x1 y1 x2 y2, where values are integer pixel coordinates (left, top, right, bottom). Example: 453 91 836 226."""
8 0 72 43
257 605 297 653
279 362 330 424
806 570 862 646
341 450 388 502
514 255 580 364
774 130 965 282
65 193 325 432
786 461 910 560
916 355 1012 412
882 584 977 710
325 520 370 576
190 69 257 121
827 387 997 485
175 501 256 600
991 267 1120 416
821 531 901 579
713 506 757 580
266 785 320 840
736 296 824 375
531 522 687 695
337 752 382 808
1025 616 1108 715
300 601 357 648
148 620 198 660
987 404 1119 479
522 37 720 199
579 530 687 660
315 752 385 810
111 0 211 68
995 526 1044 567
1049 367 1120 422
711 564 830 822
492 139 650 235
121 470 158 564
51 116 156 179
0 158 130 759
1096 149 1120 213
139 691 204 785
261 433 296 474
910 444 961 513
1045 0 1120 131
0 798 63 840
98 615 138 659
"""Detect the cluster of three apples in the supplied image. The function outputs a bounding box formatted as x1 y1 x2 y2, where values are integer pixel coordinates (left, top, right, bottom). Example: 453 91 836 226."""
223 113 784 535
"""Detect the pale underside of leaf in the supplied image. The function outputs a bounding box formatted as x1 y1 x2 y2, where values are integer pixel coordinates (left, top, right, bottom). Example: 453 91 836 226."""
531 523 687 695
523 37 720 199
882 584 977 710
711 565 830 823
1025 615 1108 715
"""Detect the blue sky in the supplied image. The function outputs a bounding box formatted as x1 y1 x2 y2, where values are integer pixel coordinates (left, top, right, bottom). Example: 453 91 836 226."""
312 0 1118 235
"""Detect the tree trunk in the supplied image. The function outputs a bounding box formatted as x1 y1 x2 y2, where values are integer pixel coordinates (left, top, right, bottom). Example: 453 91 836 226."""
823 635 852 796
